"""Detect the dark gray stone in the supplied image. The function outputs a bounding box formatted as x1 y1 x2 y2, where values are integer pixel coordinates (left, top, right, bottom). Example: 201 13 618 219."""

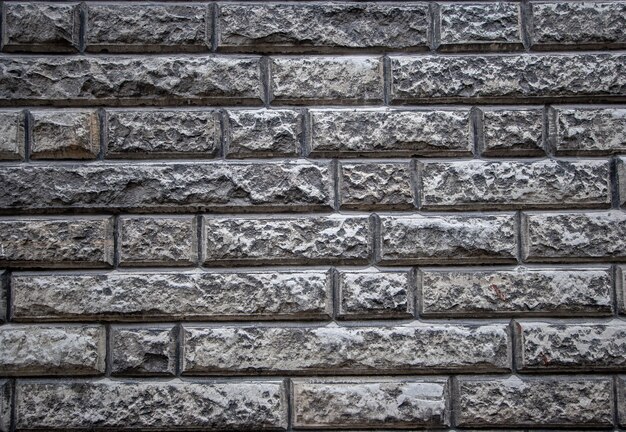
0 380 10 432
0 111 25 160
112 326 177 376
480 108 545 156
30 110 100 160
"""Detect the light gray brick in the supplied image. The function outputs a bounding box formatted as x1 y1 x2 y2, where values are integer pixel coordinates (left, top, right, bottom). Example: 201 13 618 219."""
112 326 177 376
480 107 545 156
0 110 25 160
0 271 5 323
340 162 414 210
552 107 626 155
619 267 626 316
0 380 9 432
30 110 100 160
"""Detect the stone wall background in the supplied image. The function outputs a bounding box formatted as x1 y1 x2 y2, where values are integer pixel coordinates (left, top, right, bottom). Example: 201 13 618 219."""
0 1 625 430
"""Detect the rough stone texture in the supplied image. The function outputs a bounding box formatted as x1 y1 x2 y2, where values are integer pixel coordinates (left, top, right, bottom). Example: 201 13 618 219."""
390 54 626 103
203 216 371 266
530 2 626 50
619 376 626 427
226 109 301 158
0 56 263 106
421 267 613 317
182 323 510 375
551 107 626 155
0 325 105 376
0 380 10 432
516 321 626 371
292 378 448 428
106 110 220 158
456 376 614 427
30 110 100 160
480 108 545 156
340 162 414 210
338 270 413 319
2 3 80 53
420 160 610 210
87 4 210 53
271 57 383 104
379 214 517 265
0 162 332 213
119 216 197 267
438 3 523 51
0 272 5 323
309 109 472 157
0 217 114 268
112 326 177 376
11 271 332 322
0 110 25 160
15 379 288 430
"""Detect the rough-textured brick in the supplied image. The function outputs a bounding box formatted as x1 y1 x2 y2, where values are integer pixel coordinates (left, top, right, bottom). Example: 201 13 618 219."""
11 271 332 321
15 380 288 431
379 214 517 265
119 216 197 267
390 54 626 103
530 2 626 50
219 3 429 52
0 325 105 376
340 162 414 210
515 321 626 371
226 109 301 158
338 270 413 319
2 3 80 53
0 162 332 213
0 110 25 160
479 107 545 156
106 110 220 158
0 56 263 106
182 324 510 374
203 216 371 266
292 378 448 429
420 160 610 210
456 376 613 427
0 271 5 323
112 326 177 376
0 217 114 268
309 109 472 157
270 57 383 104
87 4 210 53
619 376 626 427
421 267 613 317
30 110 100 160
551 107 626 155
0 380 10 432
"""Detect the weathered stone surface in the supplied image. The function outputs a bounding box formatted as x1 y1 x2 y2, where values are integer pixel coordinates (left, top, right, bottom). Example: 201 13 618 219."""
438 3 523 51
106 110 220 158
15 379 288 430
0 325 105 376
182 323 510 374
340 162 414 210
219 3 429 52
226 109 301 158
516 321 626 371
0 380 10 432
2 3 80 52
309 108 472 157
420 160 610 210
552 107 626 155
390 54 626 103
0 110 25 160
619 376 626 426
531 2 626 50
203 216 371 266
292 378 448 428
456 376 613 427
522 211 626 262
112 327 177 376
119 216 197 267
0 217 114 268
338 270 413 319
379 215 517 265
0 56 263 106
11 271 332 321
0 271 5 323
30 110 100 159
0 161 332 213
87 4 210 53
421 267 613 317
271 57 383 104
480 108 545 156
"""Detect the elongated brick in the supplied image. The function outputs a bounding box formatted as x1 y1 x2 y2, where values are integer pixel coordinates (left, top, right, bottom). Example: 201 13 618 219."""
182 323 510 374
340 162 414 210
112 326 177 376
11 271 332 321
551 107 626 155
0 325 105 376
479 107 545 156
0 111 25 160
30 110 100 159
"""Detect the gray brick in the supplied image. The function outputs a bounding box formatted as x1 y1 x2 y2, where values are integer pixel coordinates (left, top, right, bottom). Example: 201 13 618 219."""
0 271 5 323
0 217 114 269
421 267 613 317
456 376 614 427
11 271 332 322
292 378 449 429
619 376 626 427
15 379 288 430
112 326 177 376
552 107 626 155
420 160 610 210
86 4 210 53
379 214 517 265
619 267 626 316
30 110 100 160
480 107 545 156
0 325 105 376
0 111 25 160
340 162 414 210
0 380 10 432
